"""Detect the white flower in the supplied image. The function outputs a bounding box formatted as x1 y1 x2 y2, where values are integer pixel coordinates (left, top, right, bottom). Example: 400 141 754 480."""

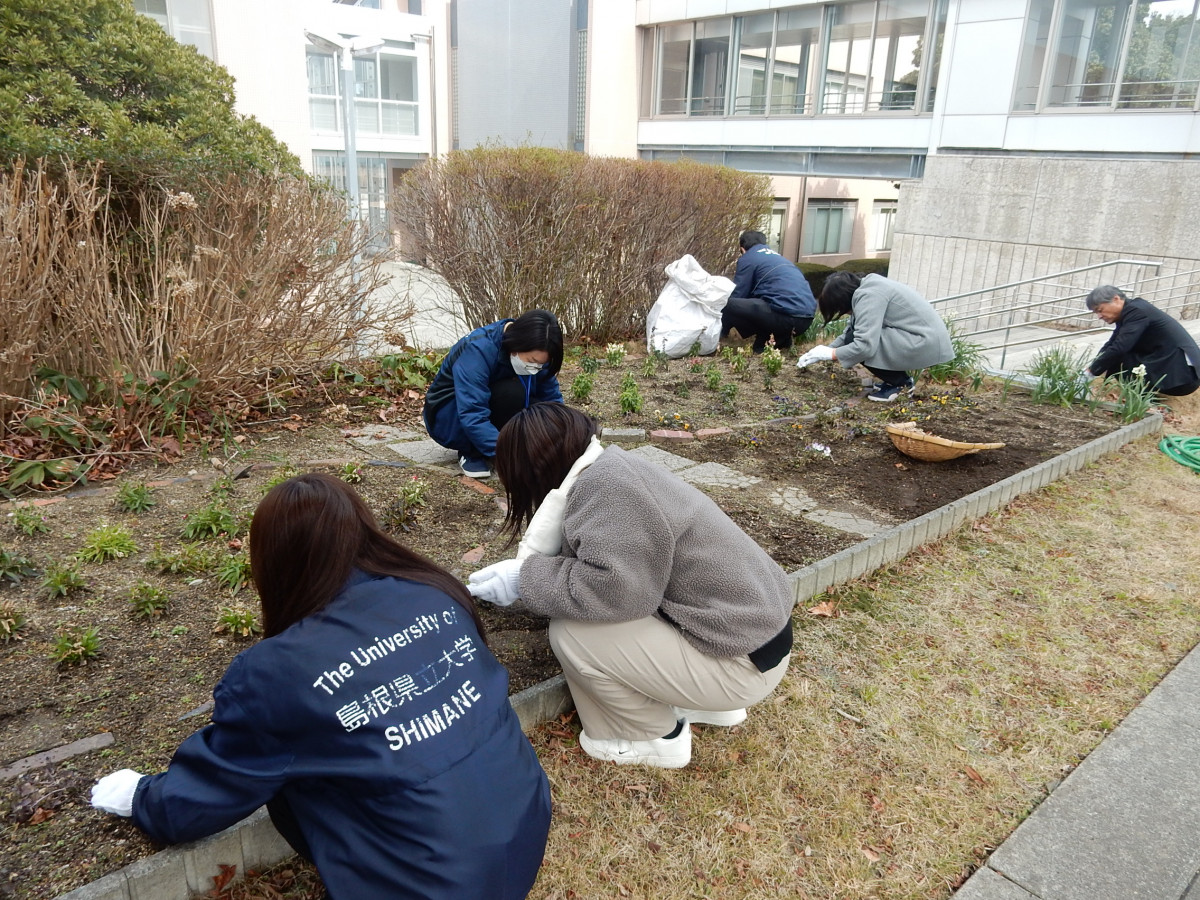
1132 364 1147 379
807 442 832 457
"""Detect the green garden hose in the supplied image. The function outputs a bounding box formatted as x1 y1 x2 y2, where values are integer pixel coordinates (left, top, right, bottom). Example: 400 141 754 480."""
1159 434 1200 474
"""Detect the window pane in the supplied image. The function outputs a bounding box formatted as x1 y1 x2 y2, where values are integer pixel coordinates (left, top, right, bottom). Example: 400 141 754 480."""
1118 0 1200 108
1014 0 1057 109
772 8 822 114
356 58 379 99
356 99 380 134
691 18 730 115
133 0 169 27
657 23 692 114
869 0 927 111
923 0 949 111
310 97 339 131
873 201 897 250
307 53 337 96
382 103 419 135
806 201 854 254
734 13 774 115
823 2 876 113
381 56 417 102
1048 0 1135 107
172 0 210 29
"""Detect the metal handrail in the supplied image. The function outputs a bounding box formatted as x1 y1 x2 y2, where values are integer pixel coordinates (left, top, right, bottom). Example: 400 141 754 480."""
931 259 1200 371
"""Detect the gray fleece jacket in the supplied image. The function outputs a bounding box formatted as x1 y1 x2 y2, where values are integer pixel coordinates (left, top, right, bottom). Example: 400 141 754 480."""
830 274 953 372
517 446 793 659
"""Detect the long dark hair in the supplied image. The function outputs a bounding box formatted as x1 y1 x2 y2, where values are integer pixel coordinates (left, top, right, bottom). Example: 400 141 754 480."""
494 403 600 541
819 270 863 322
250 472 485 639
500 310 564 377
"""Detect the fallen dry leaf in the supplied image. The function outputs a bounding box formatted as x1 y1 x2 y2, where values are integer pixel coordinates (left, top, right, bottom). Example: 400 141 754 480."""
807 600 839 617
28 808 54 825
861 846 880 862
963 765 987 785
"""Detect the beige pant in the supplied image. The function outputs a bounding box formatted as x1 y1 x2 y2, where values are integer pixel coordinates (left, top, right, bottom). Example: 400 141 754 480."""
549 615 790 741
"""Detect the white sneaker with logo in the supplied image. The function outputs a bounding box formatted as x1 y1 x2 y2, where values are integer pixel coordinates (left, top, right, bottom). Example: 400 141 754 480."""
579 725 692 768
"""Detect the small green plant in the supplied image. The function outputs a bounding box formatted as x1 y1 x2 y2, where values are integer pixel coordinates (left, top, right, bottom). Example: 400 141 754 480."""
604 343 627 366
216 551 252 593
339 462 363 484
0 548 37 583
579 355 601 375
760 344 785 378
208 475 236 500
619 373 643 414
145 543 217 575
570 372 595 404
1109 366 1161 423
719 381 739 411
386 476 429 531
673 382 691 399
927 319 986 385
182 500 238 540
687 340 703 357
640 355 658 378
704 365 722 391
688 356 706 374
215 605 261 638
115 480 157 513
11 506 50 536
0 600 27 642
51 626 101 666
1026 345 1093 408
367 349 444 392
654 410 692 432
261 465 300 494
40 561 86 599
127 582 170 619
77 524 137 562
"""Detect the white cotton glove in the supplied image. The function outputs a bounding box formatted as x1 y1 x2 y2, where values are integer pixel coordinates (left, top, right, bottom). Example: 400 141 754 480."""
467 558 523 607
795 344 835 368
91 769 145 817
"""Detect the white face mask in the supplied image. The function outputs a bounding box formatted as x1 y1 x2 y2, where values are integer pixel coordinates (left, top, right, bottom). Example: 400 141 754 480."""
510 354 543 377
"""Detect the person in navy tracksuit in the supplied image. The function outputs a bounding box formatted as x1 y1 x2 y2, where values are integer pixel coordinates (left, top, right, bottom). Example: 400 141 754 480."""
423 310 564 478
91 473 551 900
721 230 816 352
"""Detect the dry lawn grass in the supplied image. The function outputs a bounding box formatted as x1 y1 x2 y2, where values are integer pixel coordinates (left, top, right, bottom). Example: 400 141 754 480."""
524 421 1200 900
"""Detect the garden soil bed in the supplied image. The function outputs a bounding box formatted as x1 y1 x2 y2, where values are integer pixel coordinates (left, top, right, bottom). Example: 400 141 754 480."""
0 340 1126 899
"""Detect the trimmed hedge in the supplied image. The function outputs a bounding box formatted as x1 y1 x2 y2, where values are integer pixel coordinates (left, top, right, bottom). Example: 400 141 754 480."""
836 257 890 276
798 262 837 299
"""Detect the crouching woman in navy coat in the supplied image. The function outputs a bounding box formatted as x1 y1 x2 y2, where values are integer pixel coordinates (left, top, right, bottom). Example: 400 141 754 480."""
90 473 551 900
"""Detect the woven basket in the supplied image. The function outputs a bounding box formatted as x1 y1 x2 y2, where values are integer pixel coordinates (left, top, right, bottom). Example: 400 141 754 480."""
885 421 1006 462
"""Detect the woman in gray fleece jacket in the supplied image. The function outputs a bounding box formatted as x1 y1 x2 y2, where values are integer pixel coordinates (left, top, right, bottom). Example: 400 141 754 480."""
801 271 953 403
466 403 794 769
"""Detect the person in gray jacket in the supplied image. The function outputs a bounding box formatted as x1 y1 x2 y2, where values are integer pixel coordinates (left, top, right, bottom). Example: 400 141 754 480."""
466 403 794 769
797 271 953 402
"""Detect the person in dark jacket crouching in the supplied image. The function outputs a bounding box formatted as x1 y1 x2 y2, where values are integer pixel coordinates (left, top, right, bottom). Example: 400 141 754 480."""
1084 285 1200 396
721 230 816 352
423 309 564 479
90 473 551 900
466 403 794 769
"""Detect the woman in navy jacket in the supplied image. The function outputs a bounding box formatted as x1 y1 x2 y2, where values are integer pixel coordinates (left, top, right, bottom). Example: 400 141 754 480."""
90 473 551 900
423 310 564 478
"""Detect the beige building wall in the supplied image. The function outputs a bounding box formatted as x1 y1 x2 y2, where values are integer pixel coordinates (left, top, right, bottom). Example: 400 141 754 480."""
766 176 898 267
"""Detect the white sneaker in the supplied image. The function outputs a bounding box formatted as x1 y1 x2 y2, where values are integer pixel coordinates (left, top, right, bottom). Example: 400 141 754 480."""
674 707 748 727
579 726 692 769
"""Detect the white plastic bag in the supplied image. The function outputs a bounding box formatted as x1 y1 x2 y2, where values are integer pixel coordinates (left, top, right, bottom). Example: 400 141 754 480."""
646 255 733 358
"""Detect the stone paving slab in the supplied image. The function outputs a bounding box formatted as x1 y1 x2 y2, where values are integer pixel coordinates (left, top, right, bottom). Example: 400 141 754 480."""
676 461 761 488
767 486 818 514
626 444 698 472
803 508 888 537
384 439 458 465
954 867 1038 900
960 642 1200 900
341 424 422 451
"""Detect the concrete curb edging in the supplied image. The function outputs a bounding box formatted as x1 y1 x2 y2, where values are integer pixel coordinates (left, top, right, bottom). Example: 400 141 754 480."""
55 415 1162 900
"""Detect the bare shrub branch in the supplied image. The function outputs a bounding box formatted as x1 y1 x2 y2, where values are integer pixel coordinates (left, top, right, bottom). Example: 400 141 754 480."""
392 148 771 343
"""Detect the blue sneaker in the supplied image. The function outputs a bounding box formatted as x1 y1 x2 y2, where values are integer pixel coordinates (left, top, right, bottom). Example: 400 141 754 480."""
459 456 492 478
868 379 915 403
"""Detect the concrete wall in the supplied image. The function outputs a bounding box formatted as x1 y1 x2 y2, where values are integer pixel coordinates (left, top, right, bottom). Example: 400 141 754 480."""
585 2 640 158
454 0 574 148
890 155 1200 320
